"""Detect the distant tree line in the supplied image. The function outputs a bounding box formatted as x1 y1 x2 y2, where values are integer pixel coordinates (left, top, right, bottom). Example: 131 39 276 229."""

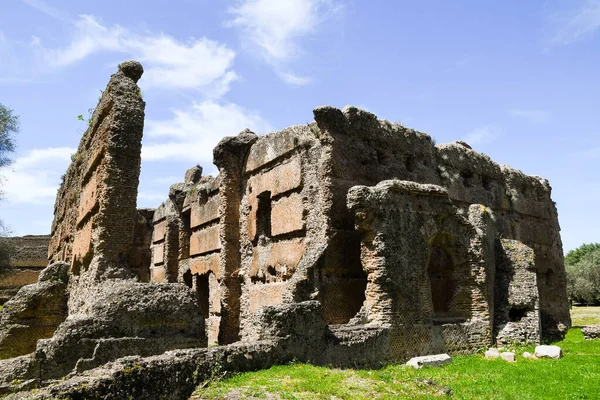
0 103 19 274
565 243 600 305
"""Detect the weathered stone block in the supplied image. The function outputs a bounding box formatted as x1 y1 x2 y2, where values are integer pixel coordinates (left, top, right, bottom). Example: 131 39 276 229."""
500 352 515 362
77 173 99 225
0 262 69 360
206 316 221 346
250 158 302 197
406 354 452 369
190 253 221 280
72 220 93 262
534 345 562 359
152 220 165 243
271 193 305 236
152 244 164 265
245 128 300 173
249 239 305 277
191 195 219 228
247 158 303 239
150 265 166 283
83 147 104 180
190 225 221 256
249 282 286 313
484 348 499 359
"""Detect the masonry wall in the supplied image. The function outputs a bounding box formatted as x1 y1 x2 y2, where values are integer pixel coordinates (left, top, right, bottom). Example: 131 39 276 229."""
494 239 540 344
347 181 495 357
141 103 567 352
48 61 145 293
0 235 50 304
311 106 569 340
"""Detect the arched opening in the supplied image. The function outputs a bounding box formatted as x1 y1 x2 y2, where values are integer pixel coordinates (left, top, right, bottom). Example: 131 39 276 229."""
318 231 367 325
427 233 456 320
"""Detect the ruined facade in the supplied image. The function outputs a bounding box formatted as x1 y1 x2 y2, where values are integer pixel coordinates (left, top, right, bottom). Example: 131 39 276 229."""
0 61 571 396
0 235 50 305
151 105 569 355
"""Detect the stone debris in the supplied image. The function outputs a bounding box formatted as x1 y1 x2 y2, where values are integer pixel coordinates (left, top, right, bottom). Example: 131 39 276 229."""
500 352 516 362
534 345 562 359
582 325 600 340
406 354 452 369
484 348 500 359
522 351 533 359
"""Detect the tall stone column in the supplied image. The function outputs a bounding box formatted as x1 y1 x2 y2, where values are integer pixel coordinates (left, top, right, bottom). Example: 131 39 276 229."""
213 129 257 344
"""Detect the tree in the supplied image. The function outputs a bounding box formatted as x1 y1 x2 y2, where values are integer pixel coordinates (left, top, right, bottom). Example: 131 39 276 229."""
565 243 600 305
0 103 19 274
565 243 600 266
0 103 18 170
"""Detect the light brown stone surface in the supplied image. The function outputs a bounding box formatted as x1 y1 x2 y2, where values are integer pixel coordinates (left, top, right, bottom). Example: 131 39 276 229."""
150 265 166 283
0 235 50 304
77 173 99 225
191 195 219 228
153 220 166 243
271 193 305 236
249 282 286 313
249 239 305 278
190 225 221 256
249 157 302 197
152 245 164 265
247 158 303 240
190 253 221 279
72 220 92 261
245 128 300 173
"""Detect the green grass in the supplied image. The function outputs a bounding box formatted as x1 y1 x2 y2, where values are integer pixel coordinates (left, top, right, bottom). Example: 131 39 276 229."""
571 306 600 327
192 328 600 399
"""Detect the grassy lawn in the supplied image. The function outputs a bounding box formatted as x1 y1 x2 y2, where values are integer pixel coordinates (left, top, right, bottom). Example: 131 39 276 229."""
571 306 600 327
192 319 600 399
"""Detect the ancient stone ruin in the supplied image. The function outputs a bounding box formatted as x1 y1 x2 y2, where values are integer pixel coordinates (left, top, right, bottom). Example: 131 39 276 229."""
0 61 571 398
0 235 50 305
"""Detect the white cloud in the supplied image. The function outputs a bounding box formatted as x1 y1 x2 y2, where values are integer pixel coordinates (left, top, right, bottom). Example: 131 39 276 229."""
143 101 272 165
227 0 342 85
549 0 600 46
18 0 72 22
462 126 501 147
277 71 312 86
508 109 549 124
39 15 237 94
2 147 74 205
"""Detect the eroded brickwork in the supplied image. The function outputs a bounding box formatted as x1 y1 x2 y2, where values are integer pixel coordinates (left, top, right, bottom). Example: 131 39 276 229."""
146 104 569 356
0 235 50 304
0 63 571 390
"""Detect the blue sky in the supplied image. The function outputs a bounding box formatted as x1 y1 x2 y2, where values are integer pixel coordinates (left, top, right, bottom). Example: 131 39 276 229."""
0 0 599 253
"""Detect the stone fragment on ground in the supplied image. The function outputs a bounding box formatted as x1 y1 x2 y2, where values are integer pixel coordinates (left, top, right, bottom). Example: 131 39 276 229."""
582 324 600 340
522 351 533 359
406 354 452 369
534 345 562 359
500 352 516 362
485 348 500 359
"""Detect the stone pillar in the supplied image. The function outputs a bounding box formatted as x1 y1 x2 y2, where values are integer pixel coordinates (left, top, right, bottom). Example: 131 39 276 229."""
213 129 258 344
